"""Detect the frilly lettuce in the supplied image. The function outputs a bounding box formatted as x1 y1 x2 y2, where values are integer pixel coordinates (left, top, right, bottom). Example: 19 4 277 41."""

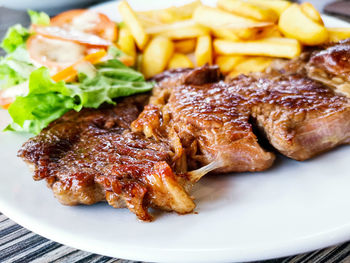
6 59 153 134
0 23 34 89
0 45 35 89
1 24 30 53
28 10 50 26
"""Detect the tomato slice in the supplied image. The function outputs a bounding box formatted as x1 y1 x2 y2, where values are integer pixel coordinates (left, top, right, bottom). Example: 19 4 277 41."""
32 25 112 48
50 9 117 42
27 35 94 72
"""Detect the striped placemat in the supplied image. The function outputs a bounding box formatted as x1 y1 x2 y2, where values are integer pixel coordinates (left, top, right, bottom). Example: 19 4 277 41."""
1 212 349 263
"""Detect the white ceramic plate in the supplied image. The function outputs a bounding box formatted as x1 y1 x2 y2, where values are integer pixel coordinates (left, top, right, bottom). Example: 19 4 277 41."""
1 1 350 262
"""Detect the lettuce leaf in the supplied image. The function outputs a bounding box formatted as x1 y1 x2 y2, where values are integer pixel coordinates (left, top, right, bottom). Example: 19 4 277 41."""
28 10 50 26
0 45 35 89
6 68 78 134
0 23 35 89
0 64 25 89
6 59 153 134
1 24 30 53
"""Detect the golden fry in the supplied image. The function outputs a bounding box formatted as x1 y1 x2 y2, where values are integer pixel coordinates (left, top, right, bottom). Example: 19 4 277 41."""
118 1 149 50
228 56 273 77
265 27 282 38
141 36 174 79
193 5 272 30
193 5 274 40
327 28 350 42
214 37 301 59
168 53 194 69
159 0 201 23
212 28 240 41
300 2 323 25
215 55 245 73
137 13 164 28
136 1 201 24
278 4 328 45
174 39 196 53
244 0 291 16
195 35 212 66
217 0 278 22
117 26 136 65
145 20 210 40
235 25 276 40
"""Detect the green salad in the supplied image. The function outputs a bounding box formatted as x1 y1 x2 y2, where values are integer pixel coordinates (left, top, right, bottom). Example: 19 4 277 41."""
0 11 153 134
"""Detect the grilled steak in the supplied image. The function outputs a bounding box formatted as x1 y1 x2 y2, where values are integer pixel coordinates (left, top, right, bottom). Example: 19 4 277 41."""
18 95 198 221
18 40 350 221
133 66 275 173
228 73 350 160
306 39 350 97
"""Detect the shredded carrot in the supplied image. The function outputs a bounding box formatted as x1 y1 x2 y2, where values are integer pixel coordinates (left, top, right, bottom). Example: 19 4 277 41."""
1 103 11 110
51 49 107 82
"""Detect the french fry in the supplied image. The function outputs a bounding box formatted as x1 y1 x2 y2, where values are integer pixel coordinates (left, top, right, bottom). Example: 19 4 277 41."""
168 53 194 69
327 28 350 42
193 6 274 40
174 39 196 53
141 36 174 78
136 53 143 72
235 25 276 40
228 56 273 77
278 4 328 46
215 55 245 73
217 0 278 22
195 35 212 66
136 1 201 24
214 26 278 41
193 5 272 30
212 28 240 41
136 10 159 21
300 2 323 25
145 20 210 40
137 13 164 28
118 0 149 50
243 0 291 16
265 27 282 38
159 0 201 23
214 37 301 59
117 26 136 65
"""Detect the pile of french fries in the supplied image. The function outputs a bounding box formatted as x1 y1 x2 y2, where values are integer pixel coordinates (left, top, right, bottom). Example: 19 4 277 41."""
116 0 350 79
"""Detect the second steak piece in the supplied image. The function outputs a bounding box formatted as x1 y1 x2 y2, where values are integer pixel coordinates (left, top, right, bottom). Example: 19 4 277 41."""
228 73 350 161
132 66 276 174
134 65 350 169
